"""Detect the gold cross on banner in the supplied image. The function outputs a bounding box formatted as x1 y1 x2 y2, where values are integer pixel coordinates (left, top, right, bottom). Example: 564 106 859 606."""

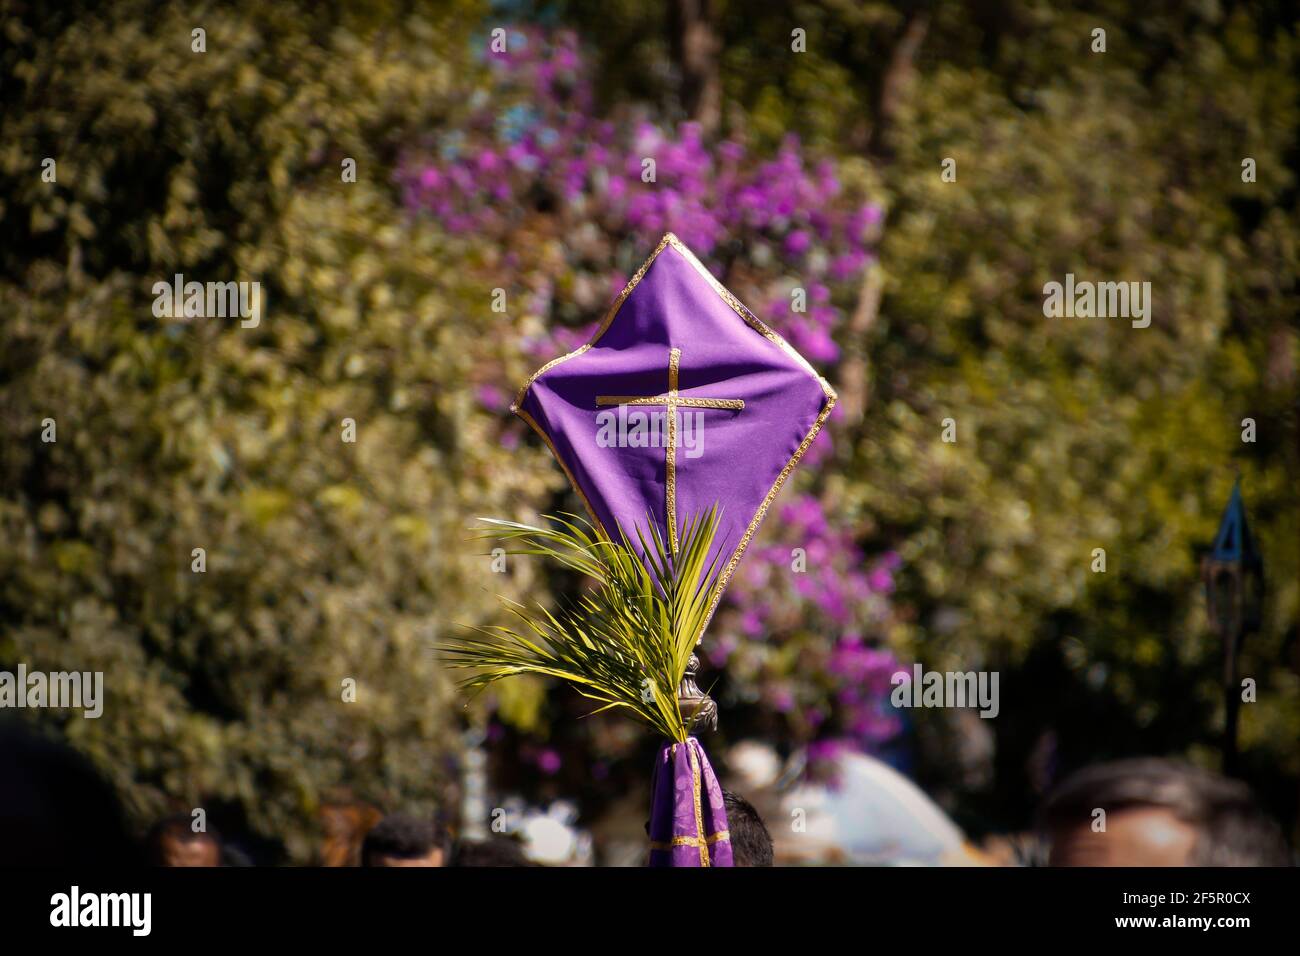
596 347 744 552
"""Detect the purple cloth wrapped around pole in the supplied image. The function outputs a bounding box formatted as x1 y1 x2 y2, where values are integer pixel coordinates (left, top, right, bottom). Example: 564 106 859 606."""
647 737 733 867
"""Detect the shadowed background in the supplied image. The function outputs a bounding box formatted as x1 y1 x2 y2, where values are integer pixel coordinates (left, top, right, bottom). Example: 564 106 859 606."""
1 0 1296 864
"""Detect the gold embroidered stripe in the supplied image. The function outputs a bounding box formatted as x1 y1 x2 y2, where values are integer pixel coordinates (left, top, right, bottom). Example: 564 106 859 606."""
687 741 708 866
595 396 745 409
590 345 744 554
665 348 679 552
648 830 731 850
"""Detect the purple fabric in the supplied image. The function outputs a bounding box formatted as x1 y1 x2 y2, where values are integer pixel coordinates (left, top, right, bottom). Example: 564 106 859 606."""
514 234 834 585
514 236 831 867
647 737 733 867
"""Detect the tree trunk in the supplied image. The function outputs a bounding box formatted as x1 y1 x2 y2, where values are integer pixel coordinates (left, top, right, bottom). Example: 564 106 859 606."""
837 261 885 429
842 9 930 429
670 0 721 138
869 10 930 161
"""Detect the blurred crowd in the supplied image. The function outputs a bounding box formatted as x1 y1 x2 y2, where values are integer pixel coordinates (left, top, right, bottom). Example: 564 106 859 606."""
0 721 1289 868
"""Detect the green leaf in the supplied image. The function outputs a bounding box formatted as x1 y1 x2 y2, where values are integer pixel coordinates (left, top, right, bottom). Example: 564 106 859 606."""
440 507 723 742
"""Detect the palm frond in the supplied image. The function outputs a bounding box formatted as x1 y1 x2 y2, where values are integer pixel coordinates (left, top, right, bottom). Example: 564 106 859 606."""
441 506 723 742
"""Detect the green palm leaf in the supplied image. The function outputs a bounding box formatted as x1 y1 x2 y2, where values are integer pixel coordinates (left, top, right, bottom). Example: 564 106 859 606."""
440 506 723 743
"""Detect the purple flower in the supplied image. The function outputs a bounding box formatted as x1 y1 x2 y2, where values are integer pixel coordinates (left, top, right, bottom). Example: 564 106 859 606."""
868 565 895 593
536 749 562 775
784 230 812 257
476 384 508 410
806 738 846 765
771 688 795 713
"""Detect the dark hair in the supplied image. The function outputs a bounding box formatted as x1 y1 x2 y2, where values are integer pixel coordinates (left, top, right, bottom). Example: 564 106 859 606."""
723 789 773 867
1040 758 1289 866
452 836 533 867
145 813 222 865
361 813 444 866
0 720 143 866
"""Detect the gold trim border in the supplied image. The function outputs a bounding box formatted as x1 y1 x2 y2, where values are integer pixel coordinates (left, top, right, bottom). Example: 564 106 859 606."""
648 830 731 851
666 347 680 553
510 232 838 644
687 739 708 866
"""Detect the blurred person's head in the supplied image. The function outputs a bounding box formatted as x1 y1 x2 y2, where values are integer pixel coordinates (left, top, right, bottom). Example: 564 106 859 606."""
361 813 446 867
451 835 533 867
723 789 773 867
1041 758 1289 866
147 813 222 867
0 720 141 866
319 800 383 867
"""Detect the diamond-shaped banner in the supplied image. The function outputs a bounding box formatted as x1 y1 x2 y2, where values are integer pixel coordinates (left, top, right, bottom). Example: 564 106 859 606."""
513 233 836 630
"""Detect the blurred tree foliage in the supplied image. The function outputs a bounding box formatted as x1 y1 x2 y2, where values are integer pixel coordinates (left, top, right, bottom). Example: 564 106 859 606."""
856 3 1300 828
547 0 1300 831
0 0 551 861
0 0 1296 859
